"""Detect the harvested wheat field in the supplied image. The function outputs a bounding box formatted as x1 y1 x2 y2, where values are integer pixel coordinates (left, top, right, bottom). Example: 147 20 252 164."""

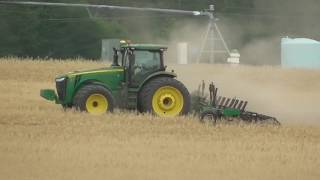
0 58 319 180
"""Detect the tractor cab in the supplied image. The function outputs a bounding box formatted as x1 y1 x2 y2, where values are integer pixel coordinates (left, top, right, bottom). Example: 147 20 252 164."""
113 41 168 87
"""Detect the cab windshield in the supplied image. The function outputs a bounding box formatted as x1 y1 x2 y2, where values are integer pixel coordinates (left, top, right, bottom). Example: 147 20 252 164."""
134 50 161 69
122 49 162 87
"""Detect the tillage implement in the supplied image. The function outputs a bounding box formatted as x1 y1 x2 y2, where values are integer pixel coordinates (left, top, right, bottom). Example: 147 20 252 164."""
195 81 280 125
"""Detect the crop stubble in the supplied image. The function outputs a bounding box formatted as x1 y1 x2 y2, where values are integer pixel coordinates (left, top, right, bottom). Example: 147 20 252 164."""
0 58 319 180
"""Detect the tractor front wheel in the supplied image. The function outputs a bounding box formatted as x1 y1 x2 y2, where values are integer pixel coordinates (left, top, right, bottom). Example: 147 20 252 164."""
73 85 114 115
139 77 190 117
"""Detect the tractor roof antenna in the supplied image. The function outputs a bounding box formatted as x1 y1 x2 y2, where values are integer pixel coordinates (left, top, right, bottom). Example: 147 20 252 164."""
197 5 231 64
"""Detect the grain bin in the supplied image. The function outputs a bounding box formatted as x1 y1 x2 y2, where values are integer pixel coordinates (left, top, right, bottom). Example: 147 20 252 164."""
281 37 320 69
101 39 120 61
177 42 188 64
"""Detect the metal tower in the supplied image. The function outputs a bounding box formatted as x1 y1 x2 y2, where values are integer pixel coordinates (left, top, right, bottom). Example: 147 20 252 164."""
197 5 231 64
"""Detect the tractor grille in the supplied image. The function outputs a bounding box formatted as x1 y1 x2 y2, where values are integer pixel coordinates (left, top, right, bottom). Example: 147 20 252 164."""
56 78 67 101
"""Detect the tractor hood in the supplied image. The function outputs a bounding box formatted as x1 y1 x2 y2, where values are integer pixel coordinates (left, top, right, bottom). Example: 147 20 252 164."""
56 66 124 79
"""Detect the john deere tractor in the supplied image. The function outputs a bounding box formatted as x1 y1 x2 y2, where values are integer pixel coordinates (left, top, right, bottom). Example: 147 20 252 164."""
40 41 191 117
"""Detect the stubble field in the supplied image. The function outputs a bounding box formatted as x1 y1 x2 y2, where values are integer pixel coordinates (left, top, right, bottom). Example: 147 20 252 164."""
0 58 319 180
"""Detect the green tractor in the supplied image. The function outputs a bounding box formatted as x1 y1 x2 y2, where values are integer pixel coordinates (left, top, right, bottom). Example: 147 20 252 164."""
40 41 191 117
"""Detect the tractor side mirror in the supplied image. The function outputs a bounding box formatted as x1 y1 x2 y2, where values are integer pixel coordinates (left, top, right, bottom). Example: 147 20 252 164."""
112 48 120 67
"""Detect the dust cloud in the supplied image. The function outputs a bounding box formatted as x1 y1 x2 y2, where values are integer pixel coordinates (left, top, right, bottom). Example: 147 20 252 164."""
237 0 320 65
155 1 320 125
125 11 320 124
165 20 207 64
171 64 320 124
159 0 320 65
240 37 280 65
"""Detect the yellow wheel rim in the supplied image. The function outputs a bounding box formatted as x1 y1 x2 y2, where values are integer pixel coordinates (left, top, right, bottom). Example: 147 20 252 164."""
152 86 184 117
85 94 108 115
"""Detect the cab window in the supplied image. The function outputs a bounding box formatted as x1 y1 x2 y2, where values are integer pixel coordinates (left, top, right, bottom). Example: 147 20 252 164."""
134 50 161 69
131 50 161 86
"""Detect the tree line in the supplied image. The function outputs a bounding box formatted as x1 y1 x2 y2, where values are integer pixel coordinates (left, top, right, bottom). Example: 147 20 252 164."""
0 0 319 63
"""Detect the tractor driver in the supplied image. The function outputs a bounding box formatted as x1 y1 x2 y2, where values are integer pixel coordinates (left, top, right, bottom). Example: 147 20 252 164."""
133 50 160 79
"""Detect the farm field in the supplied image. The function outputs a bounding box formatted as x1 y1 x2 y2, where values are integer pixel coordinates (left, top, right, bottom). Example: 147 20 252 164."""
0 58 319 180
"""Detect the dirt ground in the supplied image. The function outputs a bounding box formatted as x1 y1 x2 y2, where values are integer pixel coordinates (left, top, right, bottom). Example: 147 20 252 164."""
0 59 319 180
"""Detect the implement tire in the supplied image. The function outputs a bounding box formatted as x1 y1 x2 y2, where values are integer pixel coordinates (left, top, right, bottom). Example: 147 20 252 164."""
139 77 190 117
200 110 220 124
74 85 114 115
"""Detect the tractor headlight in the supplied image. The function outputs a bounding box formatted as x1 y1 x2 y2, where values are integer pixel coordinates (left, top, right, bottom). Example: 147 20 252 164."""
56 77 66 82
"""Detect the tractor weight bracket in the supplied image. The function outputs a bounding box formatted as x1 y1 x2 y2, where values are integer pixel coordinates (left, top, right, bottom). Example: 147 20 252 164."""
40 89 59 103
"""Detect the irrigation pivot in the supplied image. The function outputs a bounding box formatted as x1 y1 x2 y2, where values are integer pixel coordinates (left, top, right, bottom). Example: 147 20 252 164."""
0 1 210 17
0 1 232 64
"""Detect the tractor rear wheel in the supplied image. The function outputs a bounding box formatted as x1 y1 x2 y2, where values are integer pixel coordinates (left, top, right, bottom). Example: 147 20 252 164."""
74 85 114 115
139 77 190 117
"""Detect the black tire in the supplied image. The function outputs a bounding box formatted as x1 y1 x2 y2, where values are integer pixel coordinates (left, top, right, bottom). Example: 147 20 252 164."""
73 85 114 113
139 77 191 116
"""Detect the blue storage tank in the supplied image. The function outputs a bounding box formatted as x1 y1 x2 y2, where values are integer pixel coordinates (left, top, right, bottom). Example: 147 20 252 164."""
281 37 320 69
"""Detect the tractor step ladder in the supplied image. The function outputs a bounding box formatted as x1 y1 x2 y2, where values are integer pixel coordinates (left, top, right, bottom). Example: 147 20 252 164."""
127 89 138 109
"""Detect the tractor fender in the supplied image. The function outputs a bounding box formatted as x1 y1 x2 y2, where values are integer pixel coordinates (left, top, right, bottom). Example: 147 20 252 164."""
72 79 124 108
138 71 177 90
73 80 113 98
